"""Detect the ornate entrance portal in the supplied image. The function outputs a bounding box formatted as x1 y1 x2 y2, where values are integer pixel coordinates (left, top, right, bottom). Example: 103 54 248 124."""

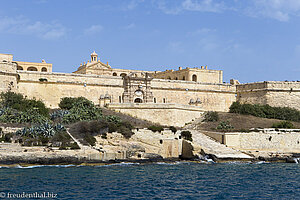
122 72 153 103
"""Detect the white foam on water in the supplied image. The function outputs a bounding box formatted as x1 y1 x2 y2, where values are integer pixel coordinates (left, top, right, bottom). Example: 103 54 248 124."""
98 162 141 167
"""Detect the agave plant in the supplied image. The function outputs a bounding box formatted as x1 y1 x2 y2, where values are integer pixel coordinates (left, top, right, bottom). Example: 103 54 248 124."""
16 123 66 138
50 110 70 120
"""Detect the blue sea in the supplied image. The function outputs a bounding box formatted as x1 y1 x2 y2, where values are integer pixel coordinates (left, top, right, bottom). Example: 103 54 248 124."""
0 162 299 199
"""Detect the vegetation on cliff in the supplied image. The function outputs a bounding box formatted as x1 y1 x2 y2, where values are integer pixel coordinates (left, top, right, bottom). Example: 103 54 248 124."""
181 131 193 142
0 92 49 123
230 102 300 122
203 111 219 122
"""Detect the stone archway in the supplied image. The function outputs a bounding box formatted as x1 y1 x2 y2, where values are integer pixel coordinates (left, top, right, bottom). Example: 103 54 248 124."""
134 98 143 103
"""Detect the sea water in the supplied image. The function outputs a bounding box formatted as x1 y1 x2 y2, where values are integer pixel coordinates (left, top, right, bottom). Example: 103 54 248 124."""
0 162 299 199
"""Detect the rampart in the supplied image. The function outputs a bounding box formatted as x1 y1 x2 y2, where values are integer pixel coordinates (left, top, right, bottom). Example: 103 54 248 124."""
204 129 300 153
237 81 300 109
14 71 236 111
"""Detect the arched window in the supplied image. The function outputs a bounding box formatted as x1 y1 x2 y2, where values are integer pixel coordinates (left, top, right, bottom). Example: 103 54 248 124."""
192 74 197 82
113 72 117 76
163 98 166 103
182 76 185 80
120 73 127 77
175 77 178 80
134 98 143 103
17 66 23 70
119 96 122 103
154 98 156 103
27 67 38 71
41 67 47 72
167 77 171 80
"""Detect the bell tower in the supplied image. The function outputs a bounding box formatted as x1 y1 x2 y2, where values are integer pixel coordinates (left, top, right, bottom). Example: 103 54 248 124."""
90 51 98 63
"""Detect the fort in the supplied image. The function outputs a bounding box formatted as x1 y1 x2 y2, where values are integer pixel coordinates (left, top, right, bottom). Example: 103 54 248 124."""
0 51 299 126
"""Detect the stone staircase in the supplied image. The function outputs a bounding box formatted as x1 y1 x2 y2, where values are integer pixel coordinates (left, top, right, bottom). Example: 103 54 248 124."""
189 129 253 159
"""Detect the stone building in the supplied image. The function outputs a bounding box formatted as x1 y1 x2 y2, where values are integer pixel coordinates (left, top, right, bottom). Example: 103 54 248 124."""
1 51 299 125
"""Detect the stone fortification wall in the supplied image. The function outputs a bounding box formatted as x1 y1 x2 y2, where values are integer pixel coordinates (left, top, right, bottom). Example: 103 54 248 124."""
237 81 300 110
152 79 236 111
0 62 18 93
107 103 204 127
204 129 300 152
17 71 124 108
15 71 236 111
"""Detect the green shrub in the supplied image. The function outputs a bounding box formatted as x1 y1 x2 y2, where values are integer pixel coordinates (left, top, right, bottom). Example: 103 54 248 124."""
203 111 219 122
216 121 234 130
106 115 121 124
0 133 12 143
39 78 48 82
84 134 96 146
272 121 294 129
229 102 300 122
148 125 164 132
70 142 80 150
61 97 102 124
101 133 107 139
51 131 71 144
0 107 49 124
59 97 94 110
0 92 49 117
169 126 177 134
181 131 193 142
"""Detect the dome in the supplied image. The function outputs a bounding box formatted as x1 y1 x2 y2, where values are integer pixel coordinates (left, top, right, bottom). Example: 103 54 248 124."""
91 51 98 56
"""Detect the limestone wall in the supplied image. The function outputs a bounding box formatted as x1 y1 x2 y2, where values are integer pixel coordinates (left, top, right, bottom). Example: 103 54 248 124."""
151 79 236 111
153 67 223 84
237 81 300 110
107 103 204 127
14 71 236 111
239 130 300 152
16 71 124 108
0 54 13 62
205 129 300 152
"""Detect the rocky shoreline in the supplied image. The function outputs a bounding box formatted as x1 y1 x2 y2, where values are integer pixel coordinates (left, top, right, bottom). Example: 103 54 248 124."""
1 152 300 167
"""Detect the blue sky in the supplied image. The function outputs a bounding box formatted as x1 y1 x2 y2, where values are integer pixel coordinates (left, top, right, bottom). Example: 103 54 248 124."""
1 0 300 83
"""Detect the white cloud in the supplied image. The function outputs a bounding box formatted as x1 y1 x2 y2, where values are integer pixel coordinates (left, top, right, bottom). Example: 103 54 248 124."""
248 0 300 21
84 25 103 35
0 16 67 39
125 0 144 10
157 0 226 15
182 0 225 13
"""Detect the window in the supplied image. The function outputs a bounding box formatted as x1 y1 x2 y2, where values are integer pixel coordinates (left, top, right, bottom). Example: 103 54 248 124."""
175 77 178 80
119 96 122 103
17 66 23 70
192 74 197 82
163 98 166 103
154 98 156 103
167 77 171 80
27 67 38 71
41 67 47 72
120 73 127 77
113 72 117 76
182 76 185 80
